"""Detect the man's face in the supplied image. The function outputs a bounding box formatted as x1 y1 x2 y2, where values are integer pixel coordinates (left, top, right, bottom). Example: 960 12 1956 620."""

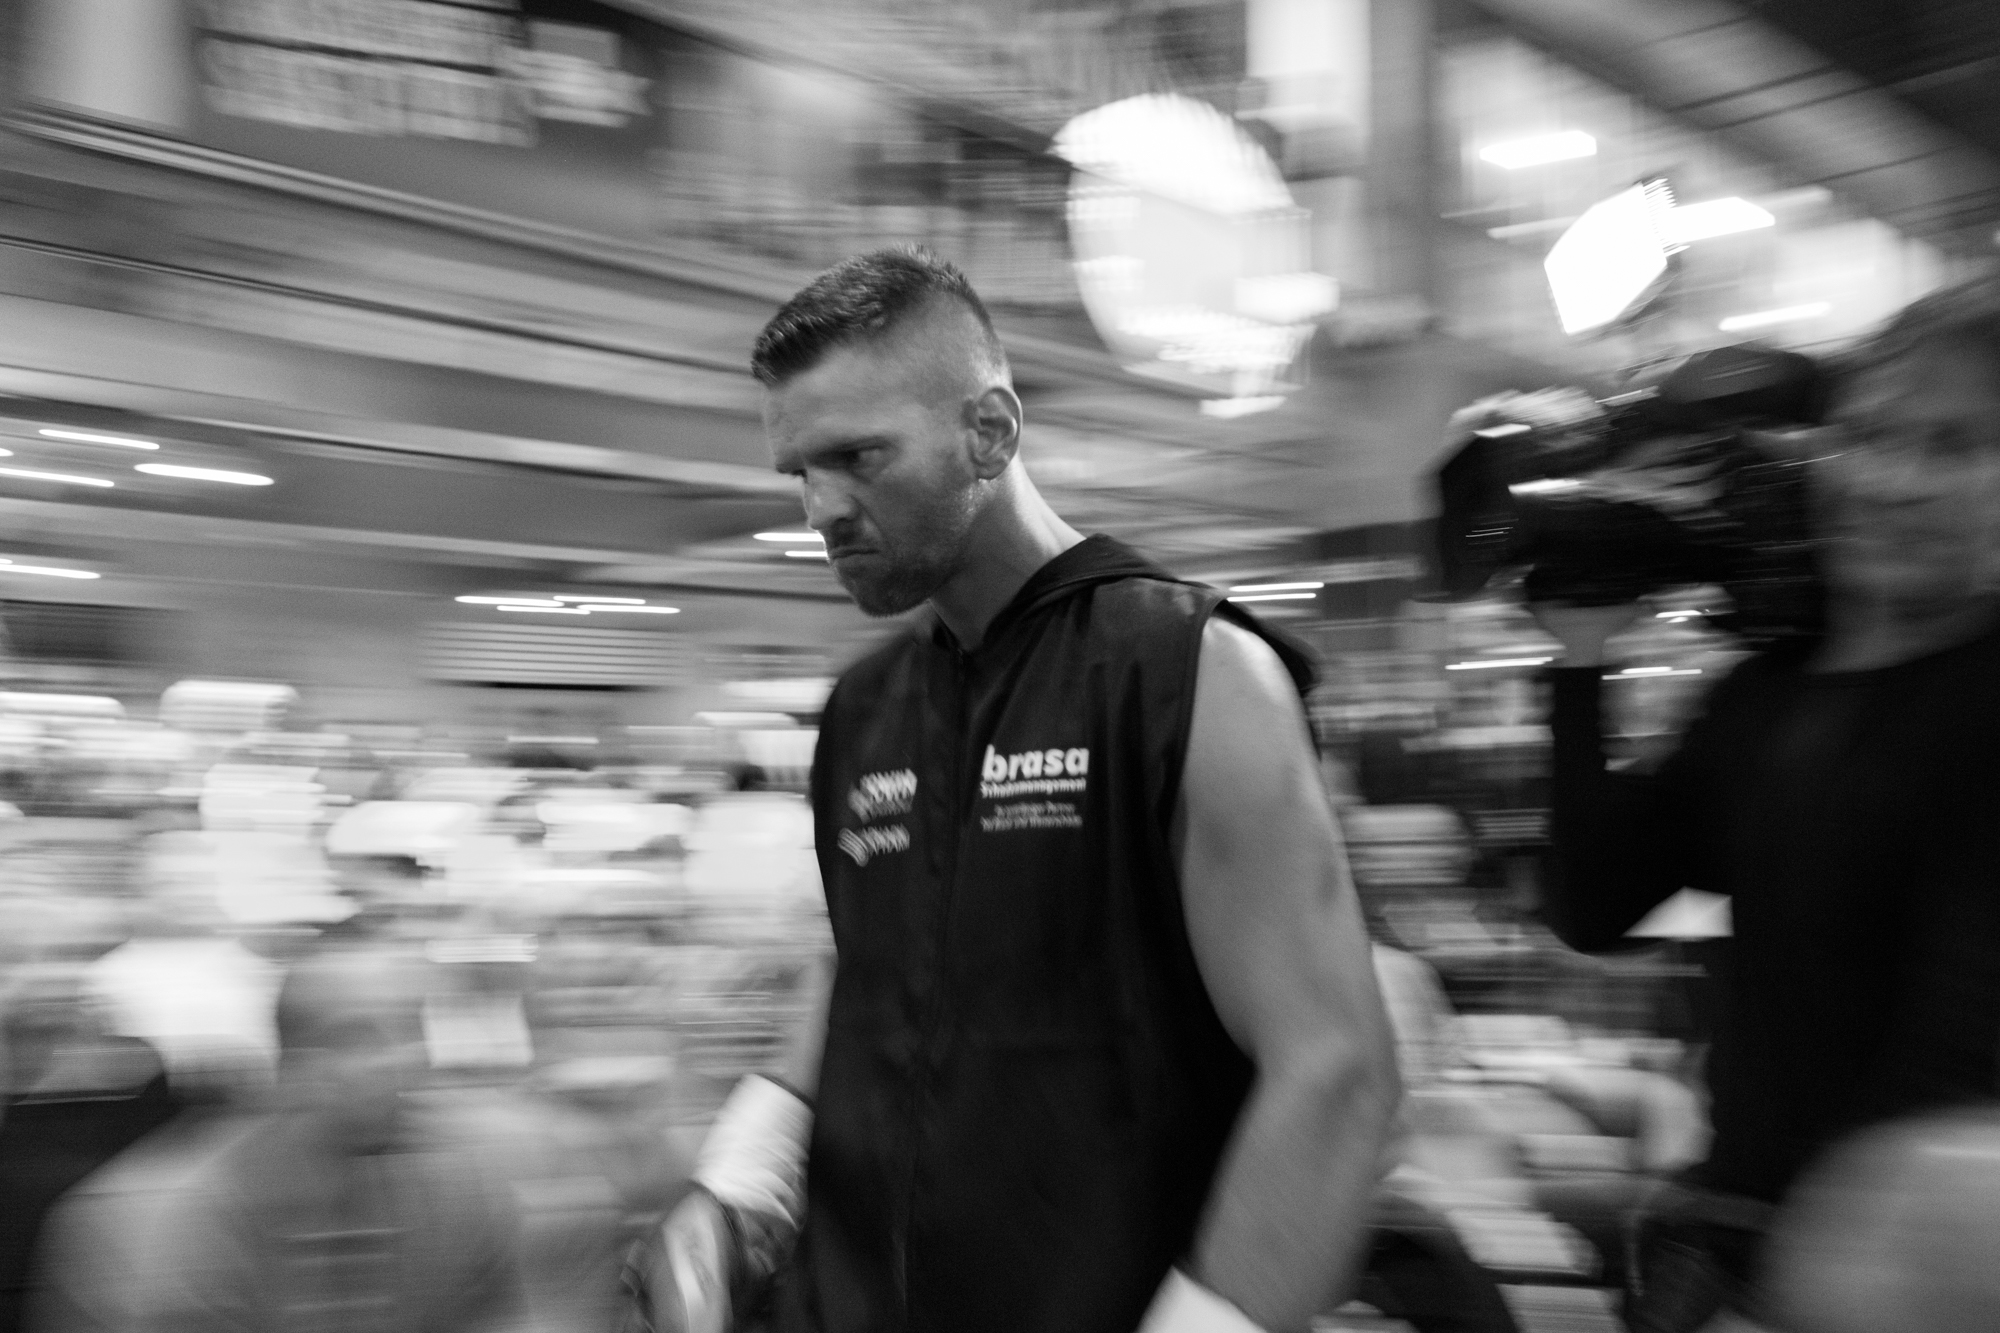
766 339 982 617
1817 341 2000 611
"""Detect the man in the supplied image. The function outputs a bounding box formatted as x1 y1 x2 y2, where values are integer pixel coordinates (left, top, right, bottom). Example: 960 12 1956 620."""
1519 274 2000 1328
643 249 1397 1333
33 944 523 1333
0 905 179 1333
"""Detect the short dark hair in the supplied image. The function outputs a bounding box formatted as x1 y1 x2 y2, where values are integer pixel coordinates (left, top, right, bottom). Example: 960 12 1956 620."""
751 247 1003 387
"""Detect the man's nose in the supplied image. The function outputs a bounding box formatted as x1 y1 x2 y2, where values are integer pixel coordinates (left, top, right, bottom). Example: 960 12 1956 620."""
801 473 856 533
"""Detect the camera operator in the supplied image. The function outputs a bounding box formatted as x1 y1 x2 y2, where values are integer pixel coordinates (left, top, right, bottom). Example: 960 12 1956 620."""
1475 276 2000 1331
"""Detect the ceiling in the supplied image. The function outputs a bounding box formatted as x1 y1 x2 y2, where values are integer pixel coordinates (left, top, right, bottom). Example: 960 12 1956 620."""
0 0 1987 635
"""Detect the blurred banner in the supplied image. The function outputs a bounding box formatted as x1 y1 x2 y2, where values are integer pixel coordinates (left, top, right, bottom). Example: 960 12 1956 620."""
19 0 670 239
7 0 1251 302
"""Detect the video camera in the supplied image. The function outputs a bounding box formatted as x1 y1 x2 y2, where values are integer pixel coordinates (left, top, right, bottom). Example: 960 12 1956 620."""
1433 343 1829 641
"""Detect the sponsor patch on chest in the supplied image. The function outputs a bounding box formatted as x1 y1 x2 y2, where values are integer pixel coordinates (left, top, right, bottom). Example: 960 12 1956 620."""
847 767 917 821
837 823 910 866
976 744 1088 832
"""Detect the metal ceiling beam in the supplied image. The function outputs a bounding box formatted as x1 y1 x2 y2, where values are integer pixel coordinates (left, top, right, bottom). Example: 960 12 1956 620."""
1471 0 2000 254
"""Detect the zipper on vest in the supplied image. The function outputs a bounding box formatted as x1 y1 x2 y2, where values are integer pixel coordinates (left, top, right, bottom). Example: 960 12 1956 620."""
900 643 970 1327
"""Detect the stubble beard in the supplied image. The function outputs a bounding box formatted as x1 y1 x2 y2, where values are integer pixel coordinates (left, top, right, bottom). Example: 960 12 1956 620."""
834 488 980 618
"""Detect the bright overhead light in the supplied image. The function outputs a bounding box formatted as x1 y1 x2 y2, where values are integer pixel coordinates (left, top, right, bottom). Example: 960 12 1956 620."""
754 531 824 543
0 560 99 579
1479 131 1598 170
1656 609 1704 620
786 549 830 560
1445 656 1553 670
1228 591 1317 603
496 604 589 615
1544 179 1679 335
0 467 113 488
1609 666 1702 678
454 595 562 606
1718 302 1830 332
38 428 159 450
1200 395 1288 419
581 604 680 614
1230 581 1325 593
135 463 273 486
552 596 646 604
1661 197 1775 244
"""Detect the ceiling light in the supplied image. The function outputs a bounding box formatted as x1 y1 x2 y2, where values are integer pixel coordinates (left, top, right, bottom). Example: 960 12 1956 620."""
135 463 273 486
552 596 646 604
1618 665 1678 676
1444 656 1552 670
1200 395 1287 419
1718 302 1830 332
1228 591 1317 603
1479 131 1598 170
1230 581 1324 593
1544 179 1679 335
581 604 680 614
496 605 589 615
454 596 562 607
38 428 159 450
1660 198 1775 244
786 549 830 560
754 531 824 543
0 560 99 579
0 467 113 488
1608 666 1702 678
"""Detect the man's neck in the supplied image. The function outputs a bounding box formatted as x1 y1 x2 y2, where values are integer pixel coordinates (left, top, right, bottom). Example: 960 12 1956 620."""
1812 591 2000 672
929 480 1084 651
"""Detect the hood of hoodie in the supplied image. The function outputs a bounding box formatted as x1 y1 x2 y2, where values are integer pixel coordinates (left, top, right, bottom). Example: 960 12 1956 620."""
943 534 1318 696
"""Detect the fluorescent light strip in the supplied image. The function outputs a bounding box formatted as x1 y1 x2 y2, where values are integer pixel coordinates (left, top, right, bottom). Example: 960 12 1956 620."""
38 428 159 450
1228 591 1317 603
497 605 589 615
1444 656 1552 670
754 531 825 543
1230 580 1325 593
1608 667 1702 678
0 468 112 488
1661 197 1774 244
582 604 680 614
786 549 830 560
3 566 101 580
1479 131 1597 170
0 560 99 579
552 596 645 604
1718 302 1830 332
455 596 561 606
135 463 273 486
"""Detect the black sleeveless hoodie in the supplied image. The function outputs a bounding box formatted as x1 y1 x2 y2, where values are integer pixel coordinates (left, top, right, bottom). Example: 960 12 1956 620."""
782 535 1315 1333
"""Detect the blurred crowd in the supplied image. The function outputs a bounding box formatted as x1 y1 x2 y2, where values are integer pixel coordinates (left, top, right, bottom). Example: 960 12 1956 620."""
0 699 827 1333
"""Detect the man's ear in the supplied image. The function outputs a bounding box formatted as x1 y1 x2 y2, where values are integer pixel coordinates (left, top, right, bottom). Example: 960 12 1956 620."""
965 386 1024 480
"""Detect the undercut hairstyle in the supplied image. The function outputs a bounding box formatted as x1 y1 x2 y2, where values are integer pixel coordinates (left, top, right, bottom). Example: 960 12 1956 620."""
1846 271 2000 377
751 247 1007 387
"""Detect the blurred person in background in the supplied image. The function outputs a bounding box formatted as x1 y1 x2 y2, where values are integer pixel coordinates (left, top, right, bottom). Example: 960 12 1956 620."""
33 943 523 1333
1513 272 2000 1330
634 249 1397 1333
1341 807 1705 1294
0 901 179 1333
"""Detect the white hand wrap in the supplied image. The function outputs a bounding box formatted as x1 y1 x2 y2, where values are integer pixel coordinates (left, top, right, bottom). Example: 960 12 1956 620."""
691 1075 813 1229
1136 1270 1267 1333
